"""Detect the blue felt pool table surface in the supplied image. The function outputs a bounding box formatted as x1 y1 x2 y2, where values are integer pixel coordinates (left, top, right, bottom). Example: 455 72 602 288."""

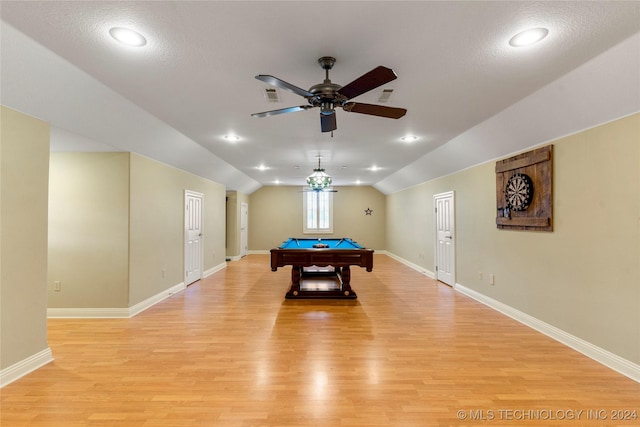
278 237 363 249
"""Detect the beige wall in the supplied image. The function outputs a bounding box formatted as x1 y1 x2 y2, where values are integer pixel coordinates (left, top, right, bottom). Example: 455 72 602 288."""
48 153 130 308
129 154 226 306
387 113 640 364
1 106 50 369
47 152 227 309
249 186 386 250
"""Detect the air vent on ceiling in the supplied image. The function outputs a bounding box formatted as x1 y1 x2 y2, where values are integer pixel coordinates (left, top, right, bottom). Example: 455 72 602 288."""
377 88 393 103
264 88 280 103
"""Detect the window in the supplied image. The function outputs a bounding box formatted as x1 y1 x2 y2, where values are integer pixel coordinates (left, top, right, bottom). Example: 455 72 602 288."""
303 189 333 233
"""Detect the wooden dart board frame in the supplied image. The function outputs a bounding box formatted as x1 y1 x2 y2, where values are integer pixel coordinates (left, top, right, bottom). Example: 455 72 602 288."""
496 145 553 231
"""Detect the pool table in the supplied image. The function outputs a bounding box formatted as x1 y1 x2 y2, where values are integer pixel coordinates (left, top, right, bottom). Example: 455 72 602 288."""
270 238 374 299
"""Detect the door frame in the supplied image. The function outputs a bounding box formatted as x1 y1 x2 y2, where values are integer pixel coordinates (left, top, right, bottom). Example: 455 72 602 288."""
240 202 248 257
184 190 204 286
433 191 456 286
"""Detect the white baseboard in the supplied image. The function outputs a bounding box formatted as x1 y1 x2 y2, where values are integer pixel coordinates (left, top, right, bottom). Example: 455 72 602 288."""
46 262 227 319
384 250 639 383
204 261 227 277
0 347 53 388
128 282 186 317
48 281 186 319
454 283 640 383
384 252 435 278
47 307 131 318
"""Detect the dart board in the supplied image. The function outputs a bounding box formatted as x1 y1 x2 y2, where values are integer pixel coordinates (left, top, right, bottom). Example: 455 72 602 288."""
495 145 553 231
505 173 533 211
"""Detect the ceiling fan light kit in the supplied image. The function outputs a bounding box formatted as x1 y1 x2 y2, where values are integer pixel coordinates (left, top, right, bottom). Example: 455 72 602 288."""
252 57 407 132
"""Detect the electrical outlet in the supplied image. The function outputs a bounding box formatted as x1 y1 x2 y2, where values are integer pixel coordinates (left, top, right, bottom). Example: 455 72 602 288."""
54 281 61 292
489 274 495 286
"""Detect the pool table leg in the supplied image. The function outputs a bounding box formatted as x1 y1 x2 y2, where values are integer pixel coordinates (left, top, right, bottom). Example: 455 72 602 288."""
288 266 302 297
338 266 353 296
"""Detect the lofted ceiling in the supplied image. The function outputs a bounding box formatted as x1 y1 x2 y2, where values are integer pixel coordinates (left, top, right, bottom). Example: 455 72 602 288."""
1 1 639 194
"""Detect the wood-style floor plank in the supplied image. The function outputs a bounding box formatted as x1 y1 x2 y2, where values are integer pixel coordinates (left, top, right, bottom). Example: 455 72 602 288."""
2 254 639 426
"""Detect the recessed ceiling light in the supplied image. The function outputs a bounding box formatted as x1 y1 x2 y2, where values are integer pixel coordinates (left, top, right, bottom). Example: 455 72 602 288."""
109 27 147 47
401 135 418 142
256 164 269 171
223 135 241 142
509 28 549 47
368 165 381 172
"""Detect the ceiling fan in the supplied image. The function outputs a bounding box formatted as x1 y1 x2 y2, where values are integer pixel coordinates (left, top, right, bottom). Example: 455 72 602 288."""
252 57 407 132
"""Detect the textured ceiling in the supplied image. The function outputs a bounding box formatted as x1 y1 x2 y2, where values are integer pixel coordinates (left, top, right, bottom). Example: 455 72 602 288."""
1 1 639 193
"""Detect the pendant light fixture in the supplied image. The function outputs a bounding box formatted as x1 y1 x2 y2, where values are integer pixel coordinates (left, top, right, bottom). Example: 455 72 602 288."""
306 156 332 191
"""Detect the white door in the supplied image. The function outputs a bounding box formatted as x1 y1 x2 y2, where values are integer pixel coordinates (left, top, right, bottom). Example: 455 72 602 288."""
185 190 204 286
240 202 248 257
434 191 455 286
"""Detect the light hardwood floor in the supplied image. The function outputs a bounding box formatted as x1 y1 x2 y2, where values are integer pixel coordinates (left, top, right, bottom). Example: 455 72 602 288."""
2 254 639 426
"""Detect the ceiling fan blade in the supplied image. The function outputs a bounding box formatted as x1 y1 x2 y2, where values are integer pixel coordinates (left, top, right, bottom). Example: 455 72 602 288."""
343 102 407 119
320 112 337 132
337 66 398 100
255 75 314 98
251 105 312 118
